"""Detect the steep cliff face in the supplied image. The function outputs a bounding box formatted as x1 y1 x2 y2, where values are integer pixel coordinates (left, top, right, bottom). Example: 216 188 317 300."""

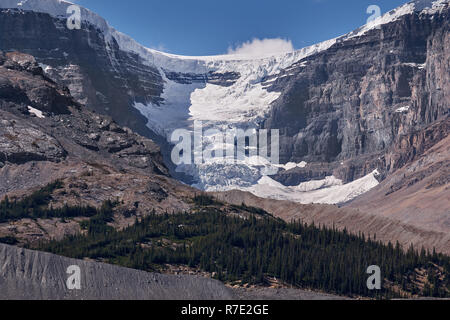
264 6 449 182
0 7 164 141
347 118 450 235
0 51 168 176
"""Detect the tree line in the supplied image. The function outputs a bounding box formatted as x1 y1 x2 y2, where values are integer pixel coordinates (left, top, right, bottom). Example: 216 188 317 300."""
4 183 449 298
0 181 110 222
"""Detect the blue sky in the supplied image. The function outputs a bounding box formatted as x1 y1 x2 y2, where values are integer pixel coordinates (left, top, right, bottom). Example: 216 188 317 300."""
74 0 409 56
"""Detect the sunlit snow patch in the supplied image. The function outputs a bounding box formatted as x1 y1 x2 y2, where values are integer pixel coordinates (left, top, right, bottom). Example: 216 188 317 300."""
240 170 380 205
275 161 308 171
28 106 45 118
396 106 410 113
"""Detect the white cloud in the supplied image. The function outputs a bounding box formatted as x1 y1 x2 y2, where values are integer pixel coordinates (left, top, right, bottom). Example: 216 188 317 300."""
227 38 295 58
151 43 169 52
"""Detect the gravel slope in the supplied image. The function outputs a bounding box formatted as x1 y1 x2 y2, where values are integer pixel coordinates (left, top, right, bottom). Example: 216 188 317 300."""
0 244 234 300
0 244 346 300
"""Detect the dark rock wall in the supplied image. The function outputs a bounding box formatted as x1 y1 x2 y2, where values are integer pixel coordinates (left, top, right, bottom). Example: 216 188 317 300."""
263 9 449 181
0 51 168 175
0 9 164 140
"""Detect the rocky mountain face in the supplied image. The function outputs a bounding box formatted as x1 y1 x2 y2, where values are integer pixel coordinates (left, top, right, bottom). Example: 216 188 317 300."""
0 51 199 244
265 4 449 184
347 117 450 235
0 52 168 176
0 1 448 191
0 7 164 141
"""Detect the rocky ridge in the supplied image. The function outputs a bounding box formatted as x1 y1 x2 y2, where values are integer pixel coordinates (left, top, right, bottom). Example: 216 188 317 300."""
0 51 196 244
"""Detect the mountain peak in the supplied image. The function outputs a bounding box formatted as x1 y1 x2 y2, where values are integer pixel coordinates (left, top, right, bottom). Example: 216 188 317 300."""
412 0 449 11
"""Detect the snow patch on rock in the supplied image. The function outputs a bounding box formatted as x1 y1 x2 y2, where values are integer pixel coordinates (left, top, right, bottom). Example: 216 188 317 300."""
396 106 411 113
240 170 381 205
27 106 45 118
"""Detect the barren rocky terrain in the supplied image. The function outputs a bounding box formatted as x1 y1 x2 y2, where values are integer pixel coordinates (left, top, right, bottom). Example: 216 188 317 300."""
348 120 450 234
0 243 234 300
0 51 200 244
